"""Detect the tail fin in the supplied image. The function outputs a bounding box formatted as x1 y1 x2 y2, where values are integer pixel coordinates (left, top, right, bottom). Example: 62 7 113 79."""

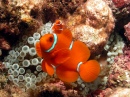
79 60 100 82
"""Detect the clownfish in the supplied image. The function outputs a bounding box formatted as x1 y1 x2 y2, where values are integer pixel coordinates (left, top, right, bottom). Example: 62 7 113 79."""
35 20 100 83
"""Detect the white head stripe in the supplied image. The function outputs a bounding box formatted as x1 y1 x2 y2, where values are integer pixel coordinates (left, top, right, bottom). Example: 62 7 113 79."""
45 33 57 52
69 41 73 50
77 62 83 72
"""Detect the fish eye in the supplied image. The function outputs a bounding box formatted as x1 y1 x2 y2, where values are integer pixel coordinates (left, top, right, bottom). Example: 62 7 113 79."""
49 36 53 42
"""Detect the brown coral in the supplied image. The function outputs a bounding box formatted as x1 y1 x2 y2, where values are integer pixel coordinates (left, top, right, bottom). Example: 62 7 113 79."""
0 37 10 50
0 0 40 57
41 0 86 23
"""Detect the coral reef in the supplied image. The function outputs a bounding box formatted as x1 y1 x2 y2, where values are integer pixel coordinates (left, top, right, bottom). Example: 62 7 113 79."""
61 0 115 56
108 46 130 88
106 0 130 33
88 87 130 97
0 0 40 56
0 84 29 97
1 0 130 97
31 81 80 97
2 21 103 96
41 0 86 23
0 62 8 89
106 0 130 20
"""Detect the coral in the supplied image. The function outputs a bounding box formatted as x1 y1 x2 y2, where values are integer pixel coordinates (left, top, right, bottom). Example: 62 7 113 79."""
112 0 125 8
0 90 9 97
38 90 64 97
124 22 130 42
104 0 130 35
106 0 130 20
2 21 105 96
0 37 10 51
61 0 115 56
2 1 130 96
41 0 86 23
112 0 130 8
0 62 8 89
32 81 80 97
0 0 40 57
108 46 130 88
0 84 29 97
88 87 130 97
87 88 112 97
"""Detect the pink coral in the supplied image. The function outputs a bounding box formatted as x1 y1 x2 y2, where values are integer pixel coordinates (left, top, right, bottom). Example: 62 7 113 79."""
124 22 130 42
88 87 130 97
112 0 125 8
33 81 80 97
108 46 130 88
112 0 130 8
0 38 10 50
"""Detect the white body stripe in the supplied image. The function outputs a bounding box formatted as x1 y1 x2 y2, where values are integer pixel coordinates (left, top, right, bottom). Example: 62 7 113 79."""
69 41 73 50
77 62 83 72
45 33 57 52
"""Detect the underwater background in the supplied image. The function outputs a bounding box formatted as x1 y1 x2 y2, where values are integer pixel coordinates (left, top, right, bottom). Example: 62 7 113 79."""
0 0 130 97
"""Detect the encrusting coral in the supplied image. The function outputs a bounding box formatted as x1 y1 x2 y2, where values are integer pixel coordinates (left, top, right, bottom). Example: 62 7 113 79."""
0 84 29 97
108 46 130 88
31 81 80 97
124 22 130 43
87 87 130 97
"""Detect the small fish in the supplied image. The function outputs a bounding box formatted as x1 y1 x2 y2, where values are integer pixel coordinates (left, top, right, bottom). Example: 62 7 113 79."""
51 20 65 34
35 20 100 82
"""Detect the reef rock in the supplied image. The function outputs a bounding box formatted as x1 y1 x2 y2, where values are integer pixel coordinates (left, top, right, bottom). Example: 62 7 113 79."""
62 0 115 56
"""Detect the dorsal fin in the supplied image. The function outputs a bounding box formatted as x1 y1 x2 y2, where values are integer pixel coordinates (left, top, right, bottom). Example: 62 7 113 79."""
61 29 73 40
35 42 42 57
42 60 54 76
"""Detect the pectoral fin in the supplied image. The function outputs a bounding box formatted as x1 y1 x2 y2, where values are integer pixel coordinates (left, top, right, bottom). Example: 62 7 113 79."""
42 60 54 76
51 48 70 65
56 65 79 83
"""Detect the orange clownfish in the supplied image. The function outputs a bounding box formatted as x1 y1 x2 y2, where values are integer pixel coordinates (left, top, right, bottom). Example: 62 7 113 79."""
35 20 100 83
